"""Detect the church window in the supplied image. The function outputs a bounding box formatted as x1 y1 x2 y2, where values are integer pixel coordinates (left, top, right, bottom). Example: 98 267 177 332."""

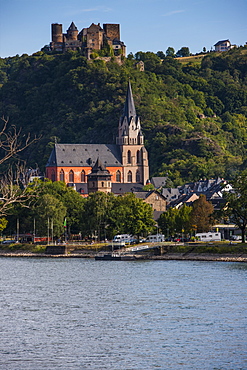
81 170 85 182
127 150 131 164
59 169 65 182
127 171 132 182
136 150 140 164
69 170 74 183
116 170 121 182
136 170 140 183
51 170 55 182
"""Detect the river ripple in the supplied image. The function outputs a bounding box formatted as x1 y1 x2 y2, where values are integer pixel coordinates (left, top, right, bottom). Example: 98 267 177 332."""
0 258 246 369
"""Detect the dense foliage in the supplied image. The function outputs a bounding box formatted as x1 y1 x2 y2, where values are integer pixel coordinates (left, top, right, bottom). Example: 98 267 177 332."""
4 181 155 239
0 47 247 185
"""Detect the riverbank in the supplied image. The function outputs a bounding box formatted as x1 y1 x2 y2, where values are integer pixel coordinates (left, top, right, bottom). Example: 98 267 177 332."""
0 249 246 262
0 242 247 262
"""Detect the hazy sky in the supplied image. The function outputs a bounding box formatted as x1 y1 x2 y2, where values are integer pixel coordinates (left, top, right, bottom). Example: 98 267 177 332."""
0 0 246 58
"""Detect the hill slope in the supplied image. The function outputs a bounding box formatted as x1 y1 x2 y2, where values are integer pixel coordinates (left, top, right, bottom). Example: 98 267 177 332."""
0 47 247 185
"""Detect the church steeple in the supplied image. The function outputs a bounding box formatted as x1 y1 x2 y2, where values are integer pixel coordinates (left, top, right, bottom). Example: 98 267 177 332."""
117 80 144 146
121 80 136 124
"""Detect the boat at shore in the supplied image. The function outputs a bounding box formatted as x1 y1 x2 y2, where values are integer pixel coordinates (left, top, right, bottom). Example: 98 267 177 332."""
95 253 122 260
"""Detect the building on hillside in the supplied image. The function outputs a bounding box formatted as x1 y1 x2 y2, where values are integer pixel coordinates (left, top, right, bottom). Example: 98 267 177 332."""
50 22 126 58
214 40 233 52
162 178 232 211
46 81 149 195
133 190 167 220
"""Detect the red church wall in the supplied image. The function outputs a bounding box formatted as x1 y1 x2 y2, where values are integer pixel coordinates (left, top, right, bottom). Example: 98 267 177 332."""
46 166 124 183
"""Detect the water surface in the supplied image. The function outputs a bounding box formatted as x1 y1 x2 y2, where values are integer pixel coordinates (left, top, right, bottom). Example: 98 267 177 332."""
0 258 246 369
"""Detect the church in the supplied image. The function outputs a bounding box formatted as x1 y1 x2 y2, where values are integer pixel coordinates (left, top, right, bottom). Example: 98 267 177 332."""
46 81 149 195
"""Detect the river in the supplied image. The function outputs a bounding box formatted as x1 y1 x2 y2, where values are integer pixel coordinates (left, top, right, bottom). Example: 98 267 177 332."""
0 258 246 369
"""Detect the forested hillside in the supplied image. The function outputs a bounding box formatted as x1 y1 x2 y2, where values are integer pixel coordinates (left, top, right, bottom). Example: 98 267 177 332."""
0 47 247 185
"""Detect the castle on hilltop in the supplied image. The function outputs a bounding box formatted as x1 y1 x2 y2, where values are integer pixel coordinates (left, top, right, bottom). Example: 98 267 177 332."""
50 22 126 58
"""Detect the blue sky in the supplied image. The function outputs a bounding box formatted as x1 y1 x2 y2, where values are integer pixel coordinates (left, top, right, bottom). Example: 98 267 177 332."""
0 0 246 58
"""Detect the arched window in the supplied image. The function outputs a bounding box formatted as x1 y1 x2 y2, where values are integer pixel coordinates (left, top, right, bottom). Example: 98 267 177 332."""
51 170 55 182
116 170 121 182
59 169 64 182
69 170 74 183
81 170 85 182
127 150 131 164
101 182 104 187
127 171 132 182
136 170 140 183
136 150 140 164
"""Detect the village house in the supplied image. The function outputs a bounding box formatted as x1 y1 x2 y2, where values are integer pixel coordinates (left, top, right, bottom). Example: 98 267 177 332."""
133 190 167 220
214 40 234 52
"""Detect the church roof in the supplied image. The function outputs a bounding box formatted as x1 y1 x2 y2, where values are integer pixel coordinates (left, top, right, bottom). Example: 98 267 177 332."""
121 80 137 123
46 144 122 167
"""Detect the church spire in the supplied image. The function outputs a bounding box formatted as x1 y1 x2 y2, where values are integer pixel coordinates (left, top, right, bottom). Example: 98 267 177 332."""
117 80 144 146
121 80 136 124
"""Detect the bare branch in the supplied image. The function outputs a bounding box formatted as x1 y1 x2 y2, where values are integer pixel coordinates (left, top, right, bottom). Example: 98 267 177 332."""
0 116 40 166
0 117 41 217
0 164 39 217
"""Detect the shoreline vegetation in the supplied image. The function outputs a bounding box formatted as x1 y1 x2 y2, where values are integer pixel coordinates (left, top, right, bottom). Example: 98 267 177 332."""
0 242 247 262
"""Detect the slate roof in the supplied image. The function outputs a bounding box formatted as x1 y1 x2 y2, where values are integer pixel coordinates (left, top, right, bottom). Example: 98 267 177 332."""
214 40 230 46
68 22 78 31
111 183 143 194
151 177 168 188
134 190 167 201
46 144 122 167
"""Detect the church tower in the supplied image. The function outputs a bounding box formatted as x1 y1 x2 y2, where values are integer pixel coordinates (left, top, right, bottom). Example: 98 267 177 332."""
116 81 149 185
87 158 112 193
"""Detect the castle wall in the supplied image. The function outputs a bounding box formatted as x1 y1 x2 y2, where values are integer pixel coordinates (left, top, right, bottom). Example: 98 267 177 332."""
103 24 120 41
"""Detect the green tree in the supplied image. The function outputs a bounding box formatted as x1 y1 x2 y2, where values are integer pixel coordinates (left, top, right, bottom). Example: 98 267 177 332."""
112 193 155 237
35 193 66 238
190 194 214 233
158 207 179 236
0 218 8 233
175 204 193 234
224 170 247 242
176 47 190 57
166 47 175 58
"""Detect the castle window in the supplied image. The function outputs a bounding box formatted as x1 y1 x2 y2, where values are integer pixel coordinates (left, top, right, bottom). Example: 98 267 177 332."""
127 171 132 182
51 170 55 182
69 170 74 183
136 170 140 183
59 169 65 182
127 150 131 164
81 170 85 182
116 170 121 182
136 150 140 164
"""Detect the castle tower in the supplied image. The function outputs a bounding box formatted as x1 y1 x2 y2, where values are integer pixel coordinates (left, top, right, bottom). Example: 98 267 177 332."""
51 23 63 43
66 22 78 41
116 81 149 185
103 24 120 41
87 158 112 193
